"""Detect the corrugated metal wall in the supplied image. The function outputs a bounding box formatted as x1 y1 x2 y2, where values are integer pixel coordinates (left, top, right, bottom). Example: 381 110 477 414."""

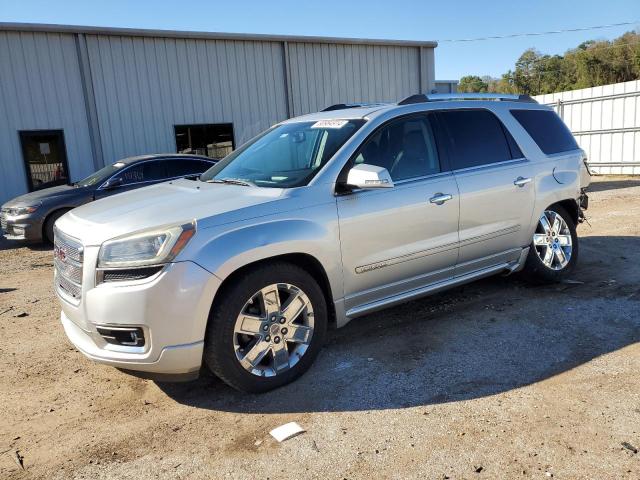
534 80 640 175
86 35 288 163
86 37 433 163
0 31 94 203
0 26 436 204
287 42 424 116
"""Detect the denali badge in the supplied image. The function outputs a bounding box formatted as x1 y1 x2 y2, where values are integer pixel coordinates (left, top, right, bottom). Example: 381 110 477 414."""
355 261 389 274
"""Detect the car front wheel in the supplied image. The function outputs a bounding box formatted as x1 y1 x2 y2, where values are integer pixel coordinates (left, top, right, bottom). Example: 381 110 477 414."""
522 204 579 283
203 262 327 393
44 208 70 244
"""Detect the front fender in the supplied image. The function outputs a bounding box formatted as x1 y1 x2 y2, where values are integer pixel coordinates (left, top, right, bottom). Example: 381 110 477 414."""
45 193 94 218
185 204 344 302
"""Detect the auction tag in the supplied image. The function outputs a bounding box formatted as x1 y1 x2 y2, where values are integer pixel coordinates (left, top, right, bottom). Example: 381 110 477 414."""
311 120 348 129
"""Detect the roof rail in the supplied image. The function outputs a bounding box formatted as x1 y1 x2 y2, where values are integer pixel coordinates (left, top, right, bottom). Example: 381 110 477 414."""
396 94 429 105
397 93 537 105
321 102 387 111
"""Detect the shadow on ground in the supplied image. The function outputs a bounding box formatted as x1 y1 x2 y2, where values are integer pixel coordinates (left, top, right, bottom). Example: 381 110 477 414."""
586 178 640 193
0 236 51 252
158 235 640 413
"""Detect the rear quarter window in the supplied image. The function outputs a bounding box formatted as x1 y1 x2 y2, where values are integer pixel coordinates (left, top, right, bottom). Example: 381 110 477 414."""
437 109 516 170
511 109 578 155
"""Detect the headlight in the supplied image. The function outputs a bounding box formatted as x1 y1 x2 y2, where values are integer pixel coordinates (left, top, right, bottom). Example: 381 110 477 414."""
10 205 39 215
97 221 196 268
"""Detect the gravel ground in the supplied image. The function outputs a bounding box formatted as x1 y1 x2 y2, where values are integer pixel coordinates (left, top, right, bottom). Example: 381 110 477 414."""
1 176 639 480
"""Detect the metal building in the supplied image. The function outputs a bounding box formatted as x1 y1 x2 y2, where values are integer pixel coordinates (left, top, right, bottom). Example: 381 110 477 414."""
0 23 438 204
434 79 458 94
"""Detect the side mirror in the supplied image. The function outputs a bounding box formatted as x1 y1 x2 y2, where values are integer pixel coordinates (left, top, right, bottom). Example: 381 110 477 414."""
103 177 123 190
345 164 394 190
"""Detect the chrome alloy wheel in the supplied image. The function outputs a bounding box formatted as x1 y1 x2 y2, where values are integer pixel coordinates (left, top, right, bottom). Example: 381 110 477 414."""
233 283 314 377
533 210 573 270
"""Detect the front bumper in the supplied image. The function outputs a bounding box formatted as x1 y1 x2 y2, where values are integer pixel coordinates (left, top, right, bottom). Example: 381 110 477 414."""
62 313 205 375
0 210 44 241
58 258 221 376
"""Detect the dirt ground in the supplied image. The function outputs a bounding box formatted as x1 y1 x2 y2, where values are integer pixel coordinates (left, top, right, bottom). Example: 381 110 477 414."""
1 175 639 480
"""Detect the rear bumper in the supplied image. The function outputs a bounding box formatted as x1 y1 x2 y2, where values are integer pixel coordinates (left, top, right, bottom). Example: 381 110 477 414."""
579 190 589 210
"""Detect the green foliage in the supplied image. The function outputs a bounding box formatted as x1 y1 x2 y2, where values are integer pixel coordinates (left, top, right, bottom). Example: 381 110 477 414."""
457 75 489 92
458 31 640 95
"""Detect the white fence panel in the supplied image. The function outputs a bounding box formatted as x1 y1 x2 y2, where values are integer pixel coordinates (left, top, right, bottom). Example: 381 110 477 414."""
534 80 640 175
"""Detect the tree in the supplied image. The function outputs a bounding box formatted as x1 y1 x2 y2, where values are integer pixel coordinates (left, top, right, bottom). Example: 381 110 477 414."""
458 30 640 95
457 75 489 92
512 49 542 94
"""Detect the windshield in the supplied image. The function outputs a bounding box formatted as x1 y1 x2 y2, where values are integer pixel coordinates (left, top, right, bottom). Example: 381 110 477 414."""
75 162 126 187
199 119 365 188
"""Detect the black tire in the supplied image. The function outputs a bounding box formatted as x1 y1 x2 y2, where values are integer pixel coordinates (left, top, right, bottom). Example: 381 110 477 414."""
43 209 70 244
521 204 579 284
204 261 327 393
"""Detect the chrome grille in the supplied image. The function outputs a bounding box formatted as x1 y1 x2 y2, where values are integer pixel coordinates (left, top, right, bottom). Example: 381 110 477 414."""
54 228 83 302
54 257 83 284
54 230 83 262
0 210 7 232
56 272 82 300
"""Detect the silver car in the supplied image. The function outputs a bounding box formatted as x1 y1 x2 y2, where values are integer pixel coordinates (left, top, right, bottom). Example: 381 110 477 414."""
54 93 591 392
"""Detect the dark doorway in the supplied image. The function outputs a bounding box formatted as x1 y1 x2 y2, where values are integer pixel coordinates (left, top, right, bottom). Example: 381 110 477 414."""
174 123 234 160
19 130 70 191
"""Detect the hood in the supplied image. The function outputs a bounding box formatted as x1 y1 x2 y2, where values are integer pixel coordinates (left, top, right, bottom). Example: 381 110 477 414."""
4 184 86 207
56 179 286 246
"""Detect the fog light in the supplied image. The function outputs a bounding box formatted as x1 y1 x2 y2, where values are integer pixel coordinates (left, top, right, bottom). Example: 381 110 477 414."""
13 227 25 236
96 326 145 347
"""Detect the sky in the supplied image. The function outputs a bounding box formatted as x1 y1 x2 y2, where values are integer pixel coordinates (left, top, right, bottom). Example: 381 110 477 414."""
1 0 638 80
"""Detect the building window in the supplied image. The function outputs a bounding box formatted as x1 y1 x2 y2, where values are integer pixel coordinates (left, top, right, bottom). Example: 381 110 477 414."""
19 130 70 191
174 123 234 160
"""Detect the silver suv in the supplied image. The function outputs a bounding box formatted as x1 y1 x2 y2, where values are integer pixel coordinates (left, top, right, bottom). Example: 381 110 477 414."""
54 93 591 392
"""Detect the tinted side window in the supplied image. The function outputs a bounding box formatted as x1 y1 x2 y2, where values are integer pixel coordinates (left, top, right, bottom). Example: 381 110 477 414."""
504 127 524 158
511 109 578 154
114 161 166 185
354 115 440 181
167 159 212 177
438 110 513 170
142 161 167 181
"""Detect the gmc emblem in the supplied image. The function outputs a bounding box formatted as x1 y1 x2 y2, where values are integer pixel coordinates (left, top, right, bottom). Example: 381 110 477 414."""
54 246 66 262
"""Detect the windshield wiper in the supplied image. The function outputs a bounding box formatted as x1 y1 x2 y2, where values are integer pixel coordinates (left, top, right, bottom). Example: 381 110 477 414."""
205 178 255 187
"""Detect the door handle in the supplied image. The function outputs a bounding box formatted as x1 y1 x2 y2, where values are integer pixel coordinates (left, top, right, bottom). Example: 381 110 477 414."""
514 176 532 187
429 193 453 205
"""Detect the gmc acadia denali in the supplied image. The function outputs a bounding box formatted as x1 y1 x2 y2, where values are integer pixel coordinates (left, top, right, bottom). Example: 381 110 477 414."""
54 93 591 392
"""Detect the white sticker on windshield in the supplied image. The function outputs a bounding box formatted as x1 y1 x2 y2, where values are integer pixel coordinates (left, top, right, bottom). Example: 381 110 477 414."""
311 120 348 129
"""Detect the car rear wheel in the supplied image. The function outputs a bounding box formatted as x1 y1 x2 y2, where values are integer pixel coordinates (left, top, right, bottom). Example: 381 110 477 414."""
521 205 579 283
204 262 327 393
